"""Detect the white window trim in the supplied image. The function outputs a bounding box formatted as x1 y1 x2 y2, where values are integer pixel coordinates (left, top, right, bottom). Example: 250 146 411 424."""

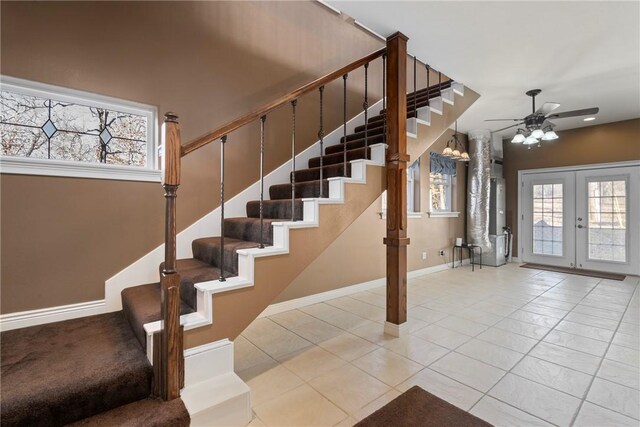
427 211 460 218
0 75 160 182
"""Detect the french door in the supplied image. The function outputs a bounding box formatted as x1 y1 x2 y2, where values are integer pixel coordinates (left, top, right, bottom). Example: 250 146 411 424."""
521 163 640 275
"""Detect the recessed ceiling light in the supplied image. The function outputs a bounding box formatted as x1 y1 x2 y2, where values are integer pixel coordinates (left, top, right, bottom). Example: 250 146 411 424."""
584 117 596 122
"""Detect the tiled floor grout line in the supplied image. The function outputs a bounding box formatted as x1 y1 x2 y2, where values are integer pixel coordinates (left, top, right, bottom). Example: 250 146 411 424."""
568 281 640 426
467 272 614 426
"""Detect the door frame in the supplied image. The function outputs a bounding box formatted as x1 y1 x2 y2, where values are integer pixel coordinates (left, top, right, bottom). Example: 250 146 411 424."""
517 160 640 270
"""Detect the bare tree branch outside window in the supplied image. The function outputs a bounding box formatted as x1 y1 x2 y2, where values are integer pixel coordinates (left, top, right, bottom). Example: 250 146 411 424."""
0 90 147 167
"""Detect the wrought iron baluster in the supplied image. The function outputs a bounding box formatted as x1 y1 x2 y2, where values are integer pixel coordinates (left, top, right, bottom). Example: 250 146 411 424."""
343 73 348 177
318 86 325 198
363 63 369 152
259 115 266 249
413 55 417 117
219 135 227 281
290 100 297 221
439 70 442 87
383 54 387 144
426 64 430 107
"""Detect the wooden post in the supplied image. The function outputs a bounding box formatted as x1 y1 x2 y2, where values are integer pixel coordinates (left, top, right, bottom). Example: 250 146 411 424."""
384 32 410 336
156 112 183 400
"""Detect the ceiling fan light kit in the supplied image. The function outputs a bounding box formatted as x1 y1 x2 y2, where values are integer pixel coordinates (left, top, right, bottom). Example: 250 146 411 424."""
489 89 599 149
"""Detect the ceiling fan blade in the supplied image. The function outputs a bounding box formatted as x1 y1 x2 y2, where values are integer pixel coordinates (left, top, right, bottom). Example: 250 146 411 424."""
541 119 556 129
493 122 524 132
484 119 522 122
536 102 561 116
547 107 599 119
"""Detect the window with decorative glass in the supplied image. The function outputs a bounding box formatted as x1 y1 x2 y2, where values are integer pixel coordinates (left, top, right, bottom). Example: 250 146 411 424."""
0 77 157 181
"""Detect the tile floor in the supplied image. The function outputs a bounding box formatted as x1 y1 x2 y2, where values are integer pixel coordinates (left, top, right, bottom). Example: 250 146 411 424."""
234 263 640 427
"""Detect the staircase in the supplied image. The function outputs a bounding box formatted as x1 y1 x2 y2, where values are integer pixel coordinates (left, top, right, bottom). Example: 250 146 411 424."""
0 39 478 426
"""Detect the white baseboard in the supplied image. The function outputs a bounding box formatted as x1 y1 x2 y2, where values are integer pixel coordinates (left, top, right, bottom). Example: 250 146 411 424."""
0 299 106 332
259 260 467 318
182 339 252 427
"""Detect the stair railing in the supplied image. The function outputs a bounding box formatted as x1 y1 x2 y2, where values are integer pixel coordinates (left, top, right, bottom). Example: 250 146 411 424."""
155 32 454 401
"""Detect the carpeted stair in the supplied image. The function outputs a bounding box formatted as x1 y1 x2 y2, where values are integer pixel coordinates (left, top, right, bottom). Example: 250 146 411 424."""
0 312 189 426
0 80 449 426
118 80 451 348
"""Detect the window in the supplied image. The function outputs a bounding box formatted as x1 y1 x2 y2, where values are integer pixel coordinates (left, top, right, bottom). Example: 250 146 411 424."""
0 76 158 182
532 183 563 256
380 159 421 218
428 152 457 216
587 179 627 262
430 172 452 212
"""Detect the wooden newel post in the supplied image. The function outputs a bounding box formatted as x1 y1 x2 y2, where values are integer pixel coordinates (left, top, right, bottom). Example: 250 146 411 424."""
155 112 183 400
384 32 410 336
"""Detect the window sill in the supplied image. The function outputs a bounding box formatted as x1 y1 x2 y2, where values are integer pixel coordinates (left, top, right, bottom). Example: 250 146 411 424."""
377 211 423 219
0 156 161 183
427 211 460 218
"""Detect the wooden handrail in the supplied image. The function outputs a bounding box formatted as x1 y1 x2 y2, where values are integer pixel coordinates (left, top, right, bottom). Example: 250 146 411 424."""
181 47 386 157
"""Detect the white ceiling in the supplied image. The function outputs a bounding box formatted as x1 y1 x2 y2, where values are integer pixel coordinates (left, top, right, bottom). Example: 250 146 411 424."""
327 1 640 137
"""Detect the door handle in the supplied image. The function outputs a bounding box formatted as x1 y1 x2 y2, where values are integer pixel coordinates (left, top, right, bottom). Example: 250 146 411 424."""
577 224 585 229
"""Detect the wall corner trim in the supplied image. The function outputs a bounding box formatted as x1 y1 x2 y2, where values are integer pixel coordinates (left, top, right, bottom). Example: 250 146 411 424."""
0 299 107 332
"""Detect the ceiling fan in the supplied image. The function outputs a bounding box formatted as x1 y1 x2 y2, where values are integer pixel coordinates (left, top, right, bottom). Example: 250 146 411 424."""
486 89 599 146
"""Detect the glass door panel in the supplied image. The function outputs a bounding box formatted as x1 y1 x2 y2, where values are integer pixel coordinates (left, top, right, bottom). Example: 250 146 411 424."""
576 166 639 275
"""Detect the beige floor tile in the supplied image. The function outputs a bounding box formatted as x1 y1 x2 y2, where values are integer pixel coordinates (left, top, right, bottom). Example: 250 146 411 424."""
352 348 423 386
397 368 483 411
613 331 640 350
413 324 471 349
597 359 640 390
489 373 581 426
240 363 304 407
529 341 602 375
352 389 401 421
544 330 609 356
574 402 639 427
300 303 371 331
511 356 592 398
456 338 524 370
254 384 347 427
435 315 489 336
586 378 640 420
333 416 357 427
564 312 620 330
349 291 386 308
494 317 550 340
234 335 274 373
383 334 449 366
476 327 538 353
308 364 391 414
325 297 386 322
318 332 379 362
470 396 553 426
286 319 344 344
508 310 561 328
554 320 614 342
605 344 640 368
277 346 347 381
618 321 640 336
457 308 504 326
407 306 449 323
521 303 569 319
430 352 506 392
349 322 399 346
572 304 623 321
269 309 317 329
243 318 313 359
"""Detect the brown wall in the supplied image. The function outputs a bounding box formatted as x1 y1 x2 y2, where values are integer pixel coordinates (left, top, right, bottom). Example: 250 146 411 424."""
0 1 451 314
0 1 389 313
503 118 640 257
276 129 468 302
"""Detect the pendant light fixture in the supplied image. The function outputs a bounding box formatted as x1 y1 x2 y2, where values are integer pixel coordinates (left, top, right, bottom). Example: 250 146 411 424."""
443 121 469 162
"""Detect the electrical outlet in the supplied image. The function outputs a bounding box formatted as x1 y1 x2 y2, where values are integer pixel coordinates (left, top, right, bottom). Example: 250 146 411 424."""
439 250 445 256
422 252 427 260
